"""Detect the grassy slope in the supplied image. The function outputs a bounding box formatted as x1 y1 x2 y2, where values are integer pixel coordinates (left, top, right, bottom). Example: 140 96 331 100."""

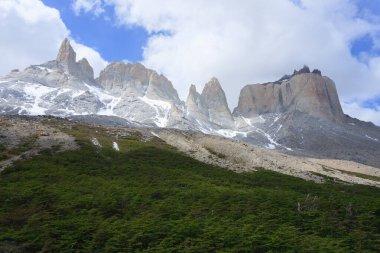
0 123 379 253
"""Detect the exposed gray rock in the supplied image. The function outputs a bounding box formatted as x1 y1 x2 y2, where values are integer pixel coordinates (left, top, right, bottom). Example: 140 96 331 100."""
145 71 181 104
56 38 95 84
234 72 344 122
185 84 209 123
77 58 94 83
97 61 184 127
96 62 150 96
184 78 234 129
56 38 77 74
202 77 234 128
234 111 380 168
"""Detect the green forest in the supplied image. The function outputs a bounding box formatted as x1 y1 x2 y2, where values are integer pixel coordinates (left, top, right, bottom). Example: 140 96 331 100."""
0 124 379 252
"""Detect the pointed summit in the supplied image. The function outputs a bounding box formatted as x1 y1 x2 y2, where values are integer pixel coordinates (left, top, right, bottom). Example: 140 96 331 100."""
189 84 197 94
186 84 209 123
201 77 226 102
203 77 221 88
201 78 234 128
186 84 202 102
77 57 94 81
55 39 96 83
56 38 76 72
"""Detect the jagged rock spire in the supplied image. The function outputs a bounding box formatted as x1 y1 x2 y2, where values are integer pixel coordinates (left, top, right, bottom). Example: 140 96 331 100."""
202 77 230 110
77 58 94 81
56 38 76 72
56 38 94 82
186 84 210 122
202 77 234 128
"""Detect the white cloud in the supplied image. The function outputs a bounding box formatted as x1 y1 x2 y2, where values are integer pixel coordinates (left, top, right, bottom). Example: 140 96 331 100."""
0 0 107 76
72 0 105 16
343 102 380 126
75 0 380 124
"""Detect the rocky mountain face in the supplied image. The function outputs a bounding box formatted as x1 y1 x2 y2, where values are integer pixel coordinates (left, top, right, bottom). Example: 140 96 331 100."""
233 66 344 122
0 39 379 168
202 78 234 128
0 39 185 126
56 38 95 85
186 84 210 125
96 61 184 127
185 78 234 129
230 66 380 167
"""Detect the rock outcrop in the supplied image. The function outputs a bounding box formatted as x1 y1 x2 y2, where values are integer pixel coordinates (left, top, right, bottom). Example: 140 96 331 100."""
96 62 151 96
77 58 94 83
97 61 184 127
56 38 77 73
97 62 181 103
233 69 344 122
56 38 95 83
185 84 210 123
185 78 234 129
202 78 234 128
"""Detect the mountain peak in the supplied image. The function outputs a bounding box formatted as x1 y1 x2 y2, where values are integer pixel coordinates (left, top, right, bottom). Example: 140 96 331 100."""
234 71 344 122
200 78 234 128
293 65 310 75
56 38 76 71
202 78 226 102
77 57 94 81
204 77 221 89
189 84 197 93
201 77 223 96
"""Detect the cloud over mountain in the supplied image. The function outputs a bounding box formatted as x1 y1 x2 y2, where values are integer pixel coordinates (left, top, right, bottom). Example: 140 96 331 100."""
1 0 380 124
74 0 380 124
0 0 108 76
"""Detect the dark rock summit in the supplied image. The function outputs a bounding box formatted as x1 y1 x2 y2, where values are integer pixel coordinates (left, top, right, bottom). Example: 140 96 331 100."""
293 65 310 75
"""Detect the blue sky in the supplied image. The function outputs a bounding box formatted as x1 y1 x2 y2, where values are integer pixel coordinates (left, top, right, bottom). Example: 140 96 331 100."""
42 0 380 64
42 0 148 63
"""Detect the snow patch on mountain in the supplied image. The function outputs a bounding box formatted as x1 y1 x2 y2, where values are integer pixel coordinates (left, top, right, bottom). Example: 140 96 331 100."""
365 135 378 142
139 96 172 127
214 129 248 138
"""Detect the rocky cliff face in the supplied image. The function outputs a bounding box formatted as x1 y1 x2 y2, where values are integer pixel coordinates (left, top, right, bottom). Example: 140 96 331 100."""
234 70 344 122
202 78 234 128
96 62 151 96
185 84 210 124
56 38 77 74
185 78 234 129
56 38 95 84
96 61 184 127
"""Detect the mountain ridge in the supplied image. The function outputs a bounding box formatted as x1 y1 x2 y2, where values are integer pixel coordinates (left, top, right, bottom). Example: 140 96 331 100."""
0 38 379 168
